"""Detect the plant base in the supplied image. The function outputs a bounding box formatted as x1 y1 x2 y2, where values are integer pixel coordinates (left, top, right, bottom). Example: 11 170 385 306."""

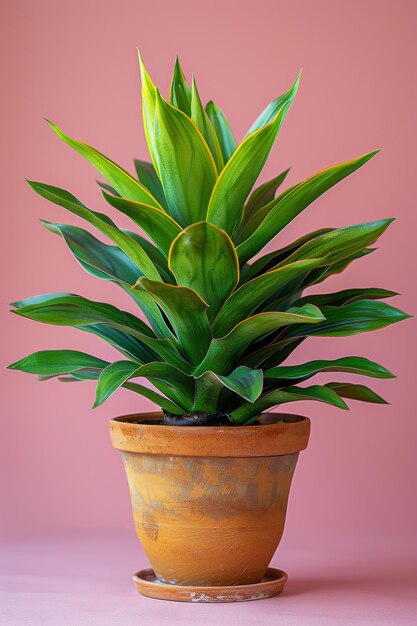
132 567 288 602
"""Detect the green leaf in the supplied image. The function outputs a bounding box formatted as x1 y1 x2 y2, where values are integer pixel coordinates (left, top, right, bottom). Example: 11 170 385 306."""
282 300 410 339
133 362 194 410
193 366 263 413
195 306 325 375
47 120 161 207
231 384 349 425
12 293 156 363
168 222 239 321
133 159 167 208
122 229 174 282
191 77 224 171
169 57 192 115
217 366 263 403
265 357 395 384
122 381 184 415
96 181 120 196
193 366 263 412
325 382 388 404
242 337 306 370
11 292 73 308
243 72 301 137
41 221 141 284
205 100 236 163
296 288 398 308
212 259 323 336
240 228 333 283
11 294 191 369
298 248 376 290
28 181 161 281
43 221 173 303
80 323 156 362
135 278 211 366
237 151 379 263
8 350 109 376
102 191 182 257
242 168 290 224
12 294 153 334
138 53 159 173
206 77 298 235
94 360 194 409
153 90 218 226
276 220 394 268
94 360 141 406
192 371 225 413
61 368 102 381
257 224 390 310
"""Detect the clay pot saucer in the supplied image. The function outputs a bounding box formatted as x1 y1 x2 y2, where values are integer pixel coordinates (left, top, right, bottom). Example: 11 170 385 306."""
133 567 288 602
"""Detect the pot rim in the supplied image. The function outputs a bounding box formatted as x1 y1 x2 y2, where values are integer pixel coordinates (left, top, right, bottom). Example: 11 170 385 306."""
110 411 310 457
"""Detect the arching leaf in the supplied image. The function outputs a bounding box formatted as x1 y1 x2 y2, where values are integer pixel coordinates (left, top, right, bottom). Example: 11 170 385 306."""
231 384 349 425
325 382 388 404
8 350 109 376
240 228 333 283
212 259 323 336
94 360 194 410
102 191 182 257
11 294 154 334
42 223 174 325
277 220 394 268
296 288 398 308
122 381 184 415
47 121 161 207
282 300 410 339
41 221 141 284
80 324 156 362
265 357 395 384
237 151 379 263
12 294 191 370
195 306 325 375
27 181 161 280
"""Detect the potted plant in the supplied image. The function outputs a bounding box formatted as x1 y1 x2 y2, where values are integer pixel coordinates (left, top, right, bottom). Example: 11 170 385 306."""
9 53 409 603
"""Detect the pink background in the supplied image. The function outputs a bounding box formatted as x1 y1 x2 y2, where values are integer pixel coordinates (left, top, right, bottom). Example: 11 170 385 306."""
1 1 416 623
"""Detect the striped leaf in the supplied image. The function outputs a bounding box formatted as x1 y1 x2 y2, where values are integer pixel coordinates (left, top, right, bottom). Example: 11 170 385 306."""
102 191 182 257
205 100 236 163
168 222 239 321
207 75 299 235
231 384 349 425
191 78 224 171
153 90 218 226
237 151 379 263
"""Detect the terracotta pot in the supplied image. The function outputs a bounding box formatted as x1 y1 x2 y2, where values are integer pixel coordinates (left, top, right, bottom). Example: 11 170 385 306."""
110 411 310 588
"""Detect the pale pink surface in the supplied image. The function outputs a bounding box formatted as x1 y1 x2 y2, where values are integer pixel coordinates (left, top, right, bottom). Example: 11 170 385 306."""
1 0 416 623
2 533 417 624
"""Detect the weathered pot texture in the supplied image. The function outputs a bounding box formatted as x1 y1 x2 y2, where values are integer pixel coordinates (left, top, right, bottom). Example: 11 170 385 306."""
110 412 310 587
